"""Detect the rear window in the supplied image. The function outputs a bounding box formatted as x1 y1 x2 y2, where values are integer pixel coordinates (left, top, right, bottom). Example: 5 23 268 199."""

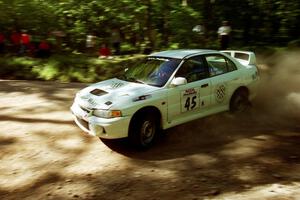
235 53 249 61
205 54 237 76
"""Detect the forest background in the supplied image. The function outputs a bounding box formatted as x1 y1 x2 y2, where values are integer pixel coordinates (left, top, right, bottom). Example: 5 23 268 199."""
0 0 299 82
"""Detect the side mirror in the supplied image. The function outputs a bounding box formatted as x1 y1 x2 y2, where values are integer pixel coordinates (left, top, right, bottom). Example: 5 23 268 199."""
171 77 187 87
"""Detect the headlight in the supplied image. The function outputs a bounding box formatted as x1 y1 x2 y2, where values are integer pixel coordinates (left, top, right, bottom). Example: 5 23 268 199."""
93 109 122 118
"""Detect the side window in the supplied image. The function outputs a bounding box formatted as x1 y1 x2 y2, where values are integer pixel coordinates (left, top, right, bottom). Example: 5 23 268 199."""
205 54 237 76
175 56 208 83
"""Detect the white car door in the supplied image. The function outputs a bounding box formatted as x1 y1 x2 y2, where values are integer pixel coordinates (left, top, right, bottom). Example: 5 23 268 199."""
167 56 212 126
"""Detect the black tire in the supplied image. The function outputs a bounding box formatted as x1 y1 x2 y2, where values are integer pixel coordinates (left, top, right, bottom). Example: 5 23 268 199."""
129 110 159 149
230 90 250 113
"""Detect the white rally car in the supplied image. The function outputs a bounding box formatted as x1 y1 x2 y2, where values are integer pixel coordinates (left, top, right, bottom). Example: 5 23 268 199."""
71 49 259 148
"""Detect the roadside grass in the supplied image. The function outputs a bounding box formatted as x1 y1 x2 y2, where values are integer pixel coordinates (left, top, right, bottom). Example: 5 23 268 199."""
0 53 145 83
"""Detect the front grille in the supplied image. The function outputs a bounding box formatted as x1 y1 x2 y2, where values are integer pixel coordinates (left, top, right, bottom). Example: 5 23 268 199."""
76 116 89 130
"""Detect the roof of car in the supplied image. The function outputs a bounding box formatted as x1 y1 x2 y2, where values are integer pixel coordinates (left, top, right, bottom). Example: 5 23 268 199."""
149 49 220 59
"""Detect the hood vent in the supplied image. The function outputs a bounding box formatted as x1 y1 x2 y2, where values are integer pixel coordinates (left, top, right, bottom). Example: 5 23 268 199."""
90 88 108 96
105 101 112 106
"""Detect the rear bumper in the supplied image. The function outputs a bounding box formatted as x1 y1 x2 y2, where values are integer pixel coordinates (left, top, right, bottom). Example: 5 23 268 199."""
71 103 130 139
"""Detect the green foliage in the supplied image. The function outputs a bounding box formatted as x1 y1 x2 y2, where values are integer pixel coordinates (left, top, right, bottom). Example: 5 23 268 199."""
0 54 145 83
0 0 299 50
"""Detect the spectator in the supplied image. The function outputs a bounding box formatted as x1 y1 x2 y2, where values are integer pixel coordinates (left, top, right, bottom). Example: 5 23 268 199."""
86 33 96 54
20 30 31 55
99 43 112 59
192 24 206 47
111 28 121 55
10 30 21 54
37 40 51 58
28 42 37 57
217 21 231 49
0 32 5 54
193 24 205 35
50 30 65 51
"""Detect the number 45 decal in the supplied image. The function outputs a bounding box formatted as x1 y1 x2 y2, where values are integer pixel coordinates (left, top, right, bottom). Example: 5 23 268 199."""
181 88 199 112
184 96 197 111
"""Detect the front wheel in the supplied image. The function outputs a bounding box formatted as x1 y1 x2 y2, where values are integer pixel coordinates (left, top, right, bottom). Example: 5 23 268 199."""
129 112 159 149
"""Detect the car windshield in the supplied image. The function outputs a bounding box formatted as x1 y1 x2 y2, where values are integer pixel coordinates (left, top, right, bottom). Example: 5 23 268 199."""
119 57 181 87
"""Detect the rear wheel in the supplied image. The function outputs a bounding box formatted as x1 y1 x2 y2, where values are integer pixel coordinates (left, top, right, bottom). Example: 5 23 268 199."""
230 90 250 113
129 110 159 149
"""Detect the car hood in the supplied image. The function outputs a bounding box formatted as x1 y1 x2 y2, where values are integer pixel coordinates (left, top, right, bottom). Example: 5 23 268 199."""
76 78 159 109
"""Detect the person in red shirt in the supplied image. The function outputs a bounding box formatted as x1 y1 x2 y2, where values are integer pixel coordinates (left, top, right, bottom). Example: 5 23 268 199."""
0 32 5 53
39 40 50 50
10 30 21 54
20 30 31 55
99 43 111 59
37 40 50 58
10 31 20 45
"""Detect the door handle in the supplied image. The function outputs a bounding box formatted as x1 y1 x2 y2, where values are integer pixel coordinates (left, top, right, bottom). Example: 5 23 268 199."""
201 83 209 88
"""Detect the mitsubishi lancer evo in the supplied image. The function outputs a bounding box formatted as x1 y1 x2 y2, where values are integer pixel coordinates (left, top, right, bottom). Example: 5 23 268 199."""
71 49 259 148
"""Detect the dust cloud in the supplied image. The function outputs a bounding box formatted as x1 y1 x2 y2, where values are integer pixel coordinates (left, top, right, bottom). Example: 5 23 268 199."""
254 51 300 129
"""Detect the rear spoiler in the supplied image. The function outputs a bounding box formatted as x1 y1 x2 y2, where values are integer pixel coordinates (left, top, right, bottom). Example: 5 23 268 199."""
221 50 256 66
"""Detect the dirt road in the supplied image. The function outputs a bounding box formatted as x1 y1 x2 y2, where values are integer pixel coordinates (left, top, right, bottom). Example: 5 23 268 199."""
0 52 300 200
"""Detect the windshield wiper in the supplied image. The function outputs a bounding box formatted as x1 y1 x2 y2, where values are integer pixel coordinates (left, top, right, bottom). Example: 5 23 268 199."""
126 77 146 84
118 74 146 84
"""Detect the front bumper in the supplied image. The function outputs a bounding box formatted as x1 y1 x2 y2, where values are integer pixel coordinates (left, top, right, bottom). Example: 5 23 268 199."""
71 103 130 139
